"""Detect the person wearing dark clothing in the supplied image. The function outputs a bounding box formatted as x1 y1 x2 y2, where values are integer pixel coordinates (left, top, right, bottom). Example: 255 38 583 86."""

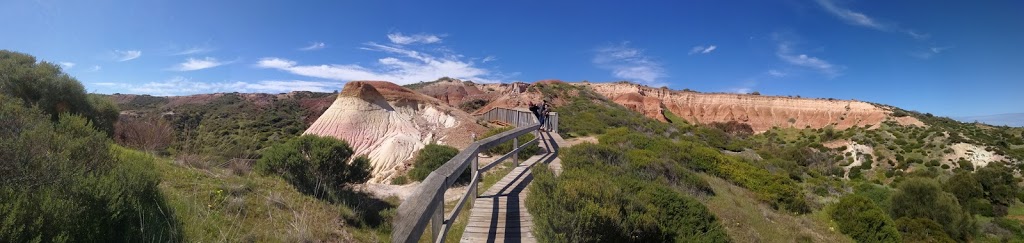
528 102 543 127
537 100 550 131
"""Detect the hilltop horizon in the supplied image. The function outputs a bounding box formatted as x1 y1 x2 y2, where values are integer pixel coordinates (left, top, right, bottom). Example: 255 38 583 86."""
3 1 1023 118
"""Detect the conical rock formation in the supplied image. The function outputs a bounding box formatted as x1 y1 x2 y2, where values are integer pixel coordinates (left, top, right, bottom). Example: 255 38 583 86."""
304 81 485 183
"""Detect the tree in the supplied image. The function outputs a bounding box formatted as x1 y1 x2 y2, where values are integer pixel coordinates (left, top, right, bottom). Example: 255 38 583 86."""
256 135 372 196
0 50 119 136
830 194 901 242
895 218 955 243
890 178 975 241
943 172 985 215
0 95 181 242
974 162 1019 216
408 144 464 182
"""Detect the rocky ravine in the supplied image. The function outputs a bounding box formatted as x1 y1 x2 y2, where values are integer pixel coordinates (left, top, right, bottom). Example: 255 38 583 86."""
579 82 919 132
304 81 486 183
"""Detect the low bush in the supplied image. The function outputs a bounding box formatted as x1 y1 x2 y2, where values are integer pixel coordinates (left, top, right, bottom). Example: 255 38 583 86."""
256 135 372 196
527 144 728 242
479 127 540 158
407 144 465 183
830 194 901 242
890 178 975 241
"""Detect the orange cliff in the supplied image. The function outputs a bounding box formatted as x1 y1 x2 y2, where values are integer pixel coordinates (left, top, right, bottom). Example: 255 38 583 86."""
578 82 912 132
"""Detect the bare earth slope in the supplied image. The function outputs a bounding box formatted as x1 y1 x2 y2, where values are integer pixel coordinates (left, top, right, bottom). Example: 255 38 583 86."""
303 81 486 182
579 82 915 132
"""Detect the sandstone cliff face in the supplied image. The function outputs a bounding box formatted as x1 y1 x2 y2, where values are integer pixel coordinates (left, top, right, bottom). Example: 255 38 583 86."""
414 78 491 107
579 82 906 132
303 81 486 183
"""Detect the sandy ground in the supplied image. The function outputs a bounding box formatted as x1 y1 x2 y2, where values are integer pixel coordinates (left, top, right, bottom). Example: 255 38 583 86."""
564 136 598 147
944 142 1005 168
841 142 874 178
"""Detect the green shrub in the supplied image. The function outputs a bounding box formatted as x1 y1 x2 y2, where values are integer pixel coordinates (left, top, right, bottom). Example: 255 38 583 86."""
830 194 901 242
890 178 975 241
0 95 181 242
479 127 540 158
391 175 410 185
0 50 119 136
527 146 728 242
256 135 371 196
408 144 465 183
895 217 955 243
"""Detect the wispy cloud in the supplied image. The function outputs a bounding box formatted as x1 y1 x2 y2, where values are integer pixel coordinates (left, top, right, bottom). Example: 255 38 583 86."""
59 62 75 68
912 46 953 59
120 76 343 96
387 32 443 45
172 46 215 56
171 57 231 71
89 65 102 72
256 34 504 84
593 42 666 84
113 50 142 61
815 0 927 39
767 69 787 77
774 34 842 78
299 42 327 51
688 45 717 55
482 55 497 63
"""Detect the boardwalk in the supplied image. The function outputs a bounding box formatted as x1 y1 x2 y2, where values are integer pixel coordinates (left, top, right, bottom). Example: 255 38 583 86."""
461 131 567 243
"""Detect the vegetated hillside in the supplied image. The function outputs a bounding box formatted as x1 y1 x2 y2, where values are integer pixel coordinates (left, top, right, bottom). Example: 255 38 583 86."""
2 50 397 242
107 91 335 160
517 81 1024 242
303 81 487 183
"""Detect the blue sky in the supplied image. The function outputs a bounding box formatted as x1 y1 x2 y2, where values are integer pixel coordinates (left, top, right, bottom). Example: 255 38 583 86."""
2 0 1022 117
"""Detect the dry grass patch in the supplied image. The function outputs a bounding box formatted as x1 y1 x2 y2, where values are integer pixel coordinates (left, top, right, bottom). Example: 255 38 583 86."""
701 174 852 243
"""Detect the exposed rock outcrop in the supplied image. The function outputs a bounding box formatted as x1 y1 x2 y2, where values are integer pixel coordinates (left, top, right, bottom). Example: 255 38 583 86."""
304 81 486 183
578 82 917 132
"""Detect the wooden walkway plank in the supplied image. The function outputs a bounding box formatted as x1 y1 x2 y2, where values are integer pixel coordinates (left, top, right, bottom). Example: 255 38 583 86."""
460 131 568 243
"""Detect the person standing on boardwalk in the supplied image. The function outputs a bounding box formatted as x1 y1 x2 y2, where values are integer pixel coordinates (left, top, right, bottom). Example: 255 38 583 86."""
538 100 550 131
528 102 542 127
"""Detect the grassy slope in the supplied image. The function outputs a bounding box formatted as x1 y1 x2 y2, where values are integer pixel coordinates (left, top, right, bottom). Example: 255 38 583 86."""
155 157 390 242
701 174 852 242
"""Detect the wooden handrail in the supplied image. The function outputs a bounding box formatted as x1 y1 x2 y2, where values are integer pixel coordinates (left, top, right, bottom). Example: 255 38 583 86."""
391 108 551 243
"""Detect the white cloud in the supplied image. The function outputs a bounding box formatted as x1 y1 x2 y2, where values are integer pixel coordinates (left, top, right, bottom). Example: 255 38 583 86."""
92 82 117 86
172 57 230 71
775 36 842 78
256 37 503 84
299 42 327 51
767 69 787 77
124 76 343 96
59 62 75 68
387 32 443 45
89 65 102 72
482 55 497 63
688 45 717 55
113 50 142 61
815 0 928 39
728 87 753 94
172 46 215 56
912 46 953 59
593 42 666 84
